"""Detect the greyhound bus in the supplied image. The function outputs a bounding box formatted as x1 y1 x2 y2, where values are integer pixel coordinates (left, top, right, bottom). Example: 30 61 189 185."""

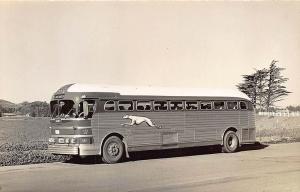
48 83 256 163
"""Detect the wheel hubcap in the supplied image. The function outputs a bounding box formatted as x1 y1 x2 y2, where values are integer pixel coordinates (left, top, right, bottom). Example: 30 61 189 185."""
108 143 120 157
228 136 237 149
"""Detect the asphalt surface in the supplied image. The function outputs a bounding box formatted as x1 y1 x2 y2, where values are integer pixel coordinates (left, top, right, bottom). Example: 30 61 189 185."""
0 143 299 192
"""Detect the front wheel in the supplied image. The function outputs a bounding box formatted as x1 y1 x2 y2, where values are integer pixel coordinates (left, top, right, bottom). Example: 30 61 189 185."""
102 136 124 164
222 131 239 153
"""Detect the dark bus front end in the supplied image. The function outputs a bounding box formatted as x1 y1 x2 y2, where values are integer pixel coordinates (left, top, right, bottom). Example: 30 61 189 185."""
48 84 99 156
48 118 97 156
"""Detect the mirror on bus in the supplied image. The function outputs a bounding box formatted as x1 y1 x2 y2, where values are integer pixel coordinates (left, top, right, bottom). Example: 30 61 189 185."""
83 101 89 118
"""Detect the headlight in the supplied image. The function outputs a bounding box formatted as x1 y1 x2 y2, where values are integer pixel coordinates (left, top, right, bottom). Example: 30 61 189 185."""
48 138 55 143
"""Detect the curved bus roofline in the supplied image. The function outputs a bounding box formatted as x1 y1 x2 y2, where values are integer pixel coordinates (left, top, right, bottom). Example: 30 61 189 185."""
55 83 251 101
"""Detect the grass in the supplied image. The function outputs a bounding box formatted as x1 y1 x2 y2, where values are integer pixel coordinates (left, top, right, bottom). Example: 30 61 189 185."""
0 116 300 166
0 117 69 166
256 116 300 143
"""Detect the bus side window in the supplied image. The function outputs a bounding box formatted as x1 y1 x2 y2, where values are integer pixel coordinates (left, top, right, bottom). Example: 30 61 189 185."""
154 101 168 111
240 101 248 110
227 101 238 110
137 101 152 111
214 101 225 110
170 101 184 111
104 100 115 111
200 102 212 110
118 101 133 111
186 101 198 110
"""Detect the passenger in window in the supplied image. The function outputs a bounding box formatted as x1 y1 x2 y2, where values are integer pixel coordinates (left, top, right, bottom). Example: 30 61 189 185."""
171 103 177 110
201 102 211 110
161 103 167 110
186 102 197 110
154 102 167 110
214 102 225 110
186 104 191 110
240 102 247 110
227 102 238 110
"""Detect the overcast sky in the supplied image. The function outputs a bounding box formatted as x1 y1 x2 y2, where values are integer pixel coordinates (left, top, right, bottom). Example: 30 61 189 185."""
0 2 299 107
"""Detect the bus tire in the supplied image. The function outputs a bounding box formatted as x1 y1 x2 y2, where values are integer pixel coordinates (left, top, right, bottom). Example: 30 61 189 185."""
222 131 239 153
102 136 124 164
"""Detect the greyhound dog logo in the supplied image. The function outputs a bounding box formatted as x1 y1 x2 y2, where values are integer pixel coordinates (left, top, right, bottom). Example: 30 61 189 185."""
121 115 162 128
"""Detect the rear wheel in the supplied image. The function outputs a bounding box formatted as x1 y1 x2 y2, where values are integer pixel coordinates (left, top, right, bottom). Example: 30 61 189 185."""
222 131 239 153
102 136 124 164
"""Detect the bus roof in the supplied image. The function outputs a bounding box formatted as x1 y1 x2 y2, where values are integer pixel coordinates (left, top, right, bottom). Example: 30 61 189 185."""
65 83 251 101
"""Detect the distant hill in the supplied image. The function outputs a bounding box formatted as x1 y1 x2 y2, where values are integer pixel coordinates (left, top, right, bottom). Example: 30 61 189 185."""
0 99 16 108
16 101 50 117
0 99 49 117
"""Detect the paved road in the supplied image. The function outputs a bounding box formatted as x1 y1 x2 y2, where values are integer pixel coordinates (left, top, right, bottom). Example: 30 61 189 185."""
0 143 299 192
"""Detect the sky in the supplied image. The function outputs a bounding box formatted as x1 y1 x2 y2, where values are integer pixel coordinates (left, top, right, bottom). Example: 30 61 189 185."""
0 2 299 107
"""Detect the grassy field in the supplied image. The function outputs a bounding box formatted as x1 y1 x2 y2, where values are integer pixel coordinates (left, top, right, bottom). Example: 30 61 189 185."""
256 116 300 143
0 117 49 144
0 117 69 166
0 116 299 166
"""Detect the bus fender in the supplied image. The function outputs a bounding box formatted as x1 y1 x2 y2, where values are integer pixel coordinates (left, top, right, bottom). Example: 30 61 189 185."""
221 127 241 146
122 139 130 158
99 133 129 158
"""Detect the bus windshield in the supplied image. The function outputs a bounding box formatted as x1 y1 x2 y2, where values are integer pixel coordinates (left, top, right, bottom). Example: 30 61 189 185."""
50 100 76 118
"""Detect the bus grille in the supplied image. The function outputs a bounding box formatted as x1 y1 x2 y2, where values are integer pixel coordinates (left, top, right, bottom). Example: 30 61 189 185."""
48 145 79 155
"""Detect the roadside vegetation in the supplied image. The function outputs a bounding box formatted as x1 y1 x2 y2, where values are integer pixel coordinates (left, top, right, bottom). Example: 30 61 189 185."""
0 118 69 166
256 116 300 143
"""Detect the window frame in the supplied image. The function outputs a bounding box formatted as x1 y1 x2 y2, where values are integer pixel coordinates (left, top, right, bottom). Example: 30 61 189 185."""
153 100 168 111
104 100 116 111
226 101 238 110
118 100 134 111
169 100 184 111
213 101 225 110
185 101 199 111
200 101 213 110
136 101 152 111
239 101 248 110
78 99 96 118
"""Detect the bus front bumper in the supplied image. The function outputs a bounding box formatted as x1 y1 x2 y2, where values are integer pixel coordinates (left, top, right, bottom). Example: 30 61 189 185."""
48 144 98 156
48 144 79 155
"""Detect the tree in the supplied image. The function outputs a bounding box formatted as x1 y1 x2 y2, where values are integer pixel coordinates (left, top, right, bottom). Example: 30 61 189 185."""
236 68 268 109
16 101 50 117
255 68 269 111
237 60 290 111
264 60 291 111
237 73 258 107
286 105 300 112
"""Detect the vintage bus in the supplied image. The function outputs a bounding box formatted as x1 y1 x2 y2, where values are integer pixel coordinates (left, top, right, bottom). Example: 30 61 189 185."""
48 83 256 163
